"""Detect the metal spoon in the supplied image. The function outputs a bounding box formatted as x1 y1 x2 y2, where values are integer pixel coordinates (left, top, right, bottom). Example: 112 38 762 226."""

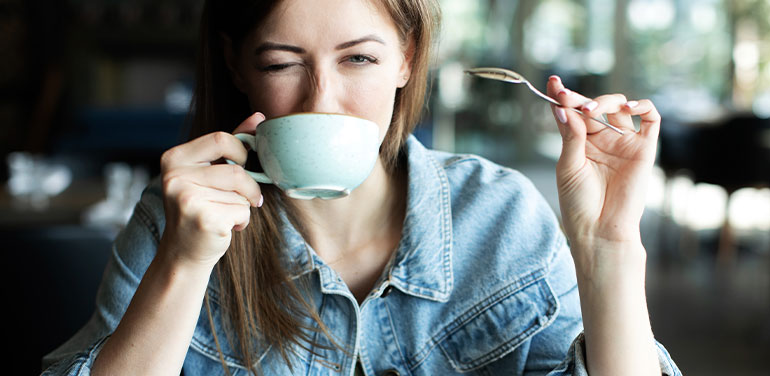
464 67 625 135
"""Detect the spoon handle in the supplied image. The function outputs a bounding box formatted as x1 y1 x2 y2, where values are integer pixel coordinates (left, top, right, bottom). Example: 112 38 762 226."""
523 81 625 135
567 107 625 134
466 67 626 135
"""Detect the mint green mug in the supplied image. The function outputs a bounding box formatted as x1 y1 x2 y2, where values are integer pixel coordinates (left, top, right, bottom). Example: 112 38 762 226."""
230 113 382 200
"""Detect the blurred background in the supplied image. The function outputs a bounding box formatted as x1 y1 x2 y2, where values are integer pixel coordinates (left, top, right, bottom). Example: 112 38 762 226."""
2 0 769 374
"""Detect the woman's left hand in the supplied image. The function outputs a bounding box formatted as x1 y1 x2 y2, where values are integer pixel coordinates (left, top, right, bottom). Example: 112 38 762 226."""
546 77 664 376
546 76 660 260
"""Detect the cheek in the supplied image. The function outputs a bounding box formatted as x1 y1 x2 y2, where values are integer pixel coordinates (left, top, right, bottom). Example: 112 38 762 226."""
247 78 303 118
344 75 399 140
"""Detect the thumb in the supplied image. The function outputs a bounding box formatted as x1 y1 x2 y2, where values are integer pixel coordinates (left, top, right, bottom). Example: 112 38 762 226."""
232 112 266 135
554 106 587 175
546 76 586 174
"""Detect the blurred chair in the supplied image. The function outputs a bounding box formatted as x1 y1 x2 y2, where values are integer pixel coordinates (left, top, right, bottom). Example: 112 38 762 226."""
658 113 770 264
2 225 113 374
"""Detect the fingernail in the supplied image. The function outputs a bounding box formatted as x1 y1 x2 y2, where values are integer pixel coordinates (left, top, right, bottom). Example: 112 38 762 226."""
555 107 568 124
252 112 266 122
626 100 639 108
258 195 264 208
549 75 562 84
582 101 598 112
558 88 570 96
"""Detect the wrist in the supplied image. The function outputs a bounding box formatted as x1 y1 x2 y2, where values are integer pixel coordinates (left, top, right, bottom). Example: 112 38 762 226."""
569 239 647 287
157 233 222 273
156 239 219 280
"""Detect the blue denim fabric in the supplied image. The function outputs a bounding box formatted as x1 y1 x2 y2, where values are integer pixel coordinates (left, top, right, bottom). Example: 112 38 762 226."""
42 136 681 375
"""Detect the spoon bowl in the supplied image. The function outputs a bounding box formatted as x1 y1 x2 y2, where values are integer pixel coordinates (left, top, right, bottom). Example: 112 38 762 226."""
465 67 625 135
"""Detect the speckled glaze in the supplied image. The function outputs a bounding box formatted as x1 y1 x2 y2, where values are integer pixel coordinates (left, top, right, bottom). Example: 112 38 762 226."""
234 113 381 200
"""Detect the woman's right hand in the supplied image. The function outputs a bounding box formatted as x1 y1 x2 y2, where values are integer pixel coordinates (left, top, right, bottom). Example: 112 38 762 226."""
158 112 266 270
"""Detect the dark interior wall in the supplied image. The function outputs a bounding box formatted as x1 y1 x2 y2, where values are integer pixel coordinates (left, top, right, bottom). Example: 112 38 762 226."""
1 1 204 181
1 2 203 373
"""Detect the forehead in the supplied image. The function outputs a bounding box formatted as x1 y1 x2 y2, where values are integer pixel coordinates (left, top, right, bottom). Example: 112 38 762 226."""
254 0 400 45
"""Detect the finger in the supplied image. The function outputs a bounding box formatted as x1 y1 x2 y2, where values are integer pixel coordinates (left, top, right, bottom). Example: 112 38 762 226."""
161 131 249 172
232 112 266 135
231 204 253 232
166 179 253 235
197 187 252 207
625 99 661 140
550 82 606 134
546 75 564 99
546 76 591 108
195 201 252 234
165 164 263 207
580 93 635 133
172 184 252 216
546 76 587 174
555 88 592 109
579 93 627 117
546 76 592 108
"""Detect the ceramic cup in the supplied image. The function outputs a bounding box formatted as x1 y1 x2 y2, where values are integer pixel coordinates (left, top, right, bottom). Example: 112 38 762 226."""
229 113 382 200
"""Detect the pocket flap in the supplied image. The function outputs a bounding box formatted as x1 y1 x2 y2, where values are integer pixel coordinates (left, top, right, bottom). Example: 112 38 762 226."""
438 277 559 372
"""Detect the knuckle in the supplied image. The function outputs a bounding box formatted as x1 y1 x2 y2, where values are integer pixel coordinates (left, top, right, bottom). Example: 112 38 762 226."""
176 190 197 211
160 147 180 171
228 164 250 185
238 206 253 222
162 173 182 193
211 131 230 148
229 163 244 176
192 214 210 233
193 213 219 234
232 165 258 190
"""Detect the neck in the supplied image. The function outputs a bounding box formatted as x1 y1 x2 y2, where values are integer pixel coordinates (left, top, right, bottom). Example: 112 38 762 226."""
290 157 407 262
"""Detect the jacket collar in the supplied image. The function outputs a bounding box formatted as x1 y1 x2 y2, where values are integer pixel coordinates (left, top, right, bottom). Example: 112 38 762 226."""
280 135 454 302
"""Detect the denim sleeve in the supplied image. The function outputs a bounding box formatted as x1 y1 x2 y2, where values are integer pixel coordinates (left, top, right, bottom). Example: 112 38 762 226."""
546 332 682 376
526 242 682 376
41 183 164 375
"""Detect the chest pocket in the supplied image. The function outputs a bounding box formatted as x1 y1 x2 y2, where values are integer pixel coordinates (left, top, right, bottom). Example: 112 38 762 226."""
437 276 559 372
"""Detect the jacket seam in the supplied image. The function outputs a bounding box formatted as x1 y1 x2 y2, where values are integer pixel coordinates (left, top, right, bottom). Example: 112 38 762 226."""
440 154 479 169
75 335 109 376
445 279 561 372
407 268 548 369
384 299 412 374
134 199 161 244
189 335 249 370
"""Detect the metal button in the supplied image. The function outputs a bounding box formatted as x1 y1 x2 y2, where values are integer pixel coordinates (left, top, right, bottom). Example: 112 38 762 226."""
380 285 393 298
381 369 400 376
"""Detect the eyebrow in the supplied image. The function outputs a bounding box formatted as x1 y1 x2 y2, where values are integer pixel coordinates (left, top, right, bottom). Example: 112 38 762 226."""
254 42 305 55
254 35 386 56
335 35 386 50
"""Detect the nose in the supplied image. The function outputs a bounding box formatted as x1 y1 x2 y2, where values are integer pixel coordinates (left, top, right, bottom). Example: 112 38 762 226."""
301 67 342 114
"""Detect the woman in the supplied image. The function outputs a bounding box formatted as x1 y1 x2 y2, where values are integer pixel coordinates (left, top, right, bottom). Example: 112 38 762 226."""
43 0 681 375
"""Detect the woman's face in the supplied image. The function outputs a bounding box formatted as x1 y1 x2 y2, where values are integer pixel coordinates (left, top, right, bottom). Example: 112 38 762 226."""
228 0 412 141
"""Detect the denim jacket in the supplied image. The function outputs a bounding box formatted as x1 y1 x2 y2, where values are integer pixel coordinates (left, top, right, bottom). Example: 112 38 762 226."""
43 136 681 375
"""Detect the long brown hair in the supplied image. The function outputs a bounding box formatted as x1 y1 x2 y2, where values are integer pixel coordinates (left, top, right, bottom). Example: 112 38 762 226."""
190 0 440 373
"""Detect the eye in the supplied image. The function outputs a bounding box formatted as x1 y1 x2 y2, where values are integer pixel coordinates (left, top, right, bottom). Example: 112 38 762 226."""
258 63 296 72
346 54 378 65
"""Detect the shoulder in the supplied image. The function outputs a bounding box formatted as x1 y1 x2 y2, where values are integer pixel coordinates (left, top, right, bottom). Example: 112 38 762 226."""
426 148 568 274
427 149 551 227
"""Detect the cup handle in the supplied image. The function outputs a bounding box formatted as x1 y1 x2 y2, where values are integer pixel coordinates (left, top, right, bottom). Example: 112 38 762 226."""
227 133 274 185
